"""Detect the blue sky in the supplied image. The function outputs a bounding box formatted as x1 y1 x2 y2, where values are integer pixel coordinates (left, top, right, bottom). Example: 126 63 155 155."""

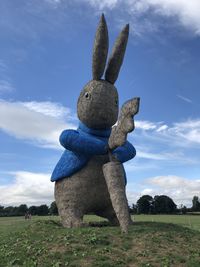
0 0 200 207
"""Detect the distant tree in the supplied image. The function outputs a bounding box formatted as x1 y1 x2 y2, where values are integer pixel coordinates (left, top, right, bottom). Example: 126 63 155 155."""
192 196 200 212
17 204 28 216
0 206 4 211
3 206 16 216
137 195 153 214
130 204 137 214
180 205 187 214
178 204 187 214
49 201 58 215
0 204 55 217
0 205 4 216
154 195 176 214
37 205 49 216
28 206 38 215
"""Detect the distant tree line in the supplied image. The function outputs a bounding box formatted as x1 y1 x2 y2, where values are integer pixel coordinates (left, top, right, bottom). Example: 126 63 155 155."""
1 195 200 217
129 195 200 215
0 202 58 217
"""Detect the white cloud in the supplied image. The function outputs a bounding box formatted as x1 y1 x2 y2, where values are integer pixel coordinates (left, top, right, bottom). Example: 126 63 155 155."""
134 118 200 148
1 171 198 207
124 160 159 172
0 99 77 149
85 0 118 9
127 118 200 174
177 94 192 103
0 80 14 93
0 171 54 206
145 0 200 34
137 150 178 161
145 175 200 206
0 99 199 160
137 151 165 160
126 175 200 207
136 147 198 164
83 0 116 9
135 120 158 130
22 101 72 119
156 125 168 132
168 119 200 146
126 189 141 205
83 0 200 35
45 0 61 3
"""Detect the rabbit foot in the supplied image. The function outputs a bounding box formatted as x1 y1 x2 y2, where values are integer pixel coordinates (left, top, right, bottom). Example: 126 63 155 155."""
61 216 84 228
59 209 84 228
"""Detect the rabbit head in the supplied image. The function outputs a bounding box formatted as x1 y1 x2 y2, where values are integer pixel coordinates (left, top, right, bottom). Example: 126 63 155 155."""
77 14 129 130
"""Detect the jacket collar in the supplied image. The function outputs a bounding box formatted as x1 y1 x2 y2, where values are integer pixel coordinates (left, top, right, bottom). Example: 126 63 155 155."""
78 121 111 137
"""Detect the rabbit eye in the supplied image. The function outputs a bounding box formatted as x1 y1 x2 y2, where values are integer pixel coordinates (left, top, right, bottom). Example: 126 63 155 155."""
84 92 91 99
115 98 118 105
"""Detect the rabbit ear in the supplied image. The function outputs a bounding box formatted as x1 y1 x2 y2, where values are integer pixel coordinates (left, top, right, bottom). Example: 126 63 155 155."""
92 14 109 80
105 24 129 84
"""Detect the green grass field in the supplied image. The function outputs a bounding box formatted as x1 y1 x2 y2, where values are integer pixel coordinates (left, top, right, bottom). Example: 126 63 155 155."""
134 214 200 232
0 215 200 267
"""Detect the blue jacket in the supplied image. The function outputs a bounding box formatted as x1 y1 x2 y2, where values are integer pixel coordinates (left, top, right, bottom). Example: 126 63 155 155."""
51 122 136 183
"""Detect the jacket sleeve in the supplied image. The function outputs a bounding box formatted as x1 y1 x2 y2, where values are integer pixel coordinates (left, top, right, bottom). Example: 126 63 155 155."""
59 130 108 155
112 141 136 163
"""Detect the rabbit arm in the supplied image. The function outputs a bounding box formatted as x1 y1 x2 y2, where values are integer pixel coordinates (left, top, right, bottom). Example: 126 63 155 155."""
59 130 108 155
112 141 136 163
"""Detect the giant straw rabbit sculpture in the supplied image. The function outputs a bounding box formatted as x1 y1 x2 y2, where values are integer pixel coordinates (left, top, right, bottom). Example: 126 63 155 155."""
51 14 140 232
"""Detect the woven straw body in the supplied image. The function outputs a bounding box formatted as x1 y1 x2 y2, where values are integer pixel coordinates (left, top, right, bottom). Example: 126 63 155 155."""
55 155 119 227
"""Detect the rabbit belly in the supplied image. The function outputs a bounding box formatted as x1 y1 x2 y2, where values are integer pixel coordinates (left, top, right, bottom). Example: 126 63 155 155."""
55 155 117 227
